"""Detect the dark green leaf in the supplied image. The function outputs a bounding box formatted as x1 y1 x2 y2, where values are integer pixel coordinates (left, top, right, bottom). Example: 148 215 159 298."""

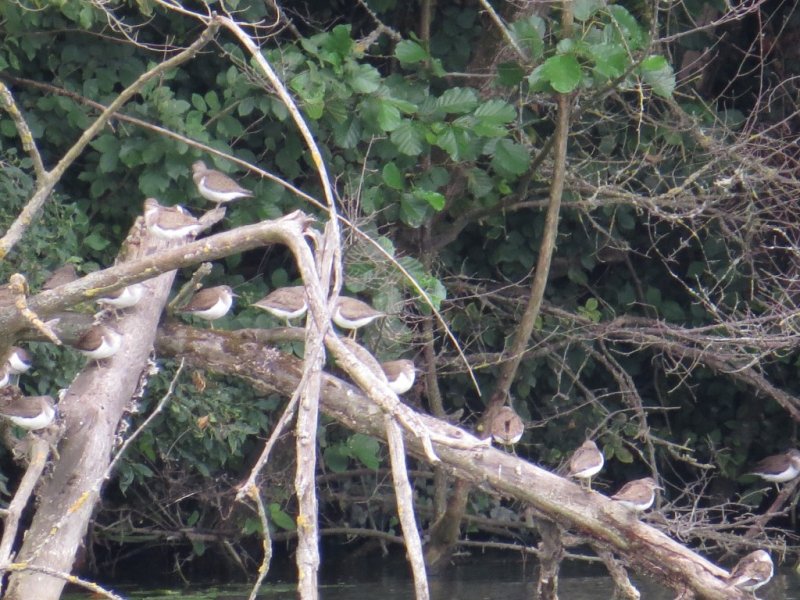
382 162 404 190
490 139 530 176
435 87 478 114
348 434 381 470
413 187 445 211
269 503 297 531
395 40 428 64
346 62 381 93
574 0 605 21
509 15 545 59
391 121 425 156
538 54 582 93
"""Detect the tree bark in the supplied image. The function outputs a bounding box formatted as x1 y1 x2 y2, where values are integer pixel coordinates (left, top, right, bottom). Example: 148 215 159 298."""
5 221 182 599
157 324 753 600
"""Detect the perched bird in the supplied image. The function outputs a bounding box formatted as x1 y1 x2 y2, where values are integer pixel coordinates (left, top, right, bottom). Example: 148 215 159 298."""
144 198 203 240
74 325 123 360
192 160 253 206
750 449 800 484
42 264 78 290
253 286 307 324
4 346 32 375
380 360 416 395
568 439 605 487
179 286 236 321
611 477 660 512
332 297 384 330
0 387 56 431
727 550 773 595
490 406 524 446
98 283 145 310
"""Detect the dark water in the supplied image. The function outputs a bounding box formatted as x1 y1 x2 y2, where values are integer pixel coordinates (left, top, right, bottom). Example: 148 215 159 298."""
65 555 800 599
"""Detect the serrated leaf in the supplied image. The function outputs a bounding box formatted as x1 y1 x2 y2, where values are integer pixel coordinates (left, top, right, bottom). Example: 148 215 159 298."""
538 54 582 93
490 139 530 176
467 168 494 198
435 87 478 114
377 101 402 131
391 121 424 156
474 100 516 125
382 162 404 190
347 62 381 93
395 40 428 64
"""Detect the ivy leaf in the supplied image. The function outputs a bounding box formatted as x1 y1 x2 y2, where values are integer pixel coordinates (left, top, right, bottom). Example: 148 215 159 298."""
395 40 428 64
537 54 582 93
382 162 404 190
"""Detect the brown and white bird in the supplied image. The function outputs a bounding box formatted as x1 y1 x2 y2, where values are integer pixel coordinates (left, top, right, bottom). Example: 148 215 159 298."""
74 325 123 360
42 264 78 290
568 439 605 487
727 550 773 595
380 360 416 395
144 198 203 240
0 387 56 431
192 161 253 206
490 406 524 446
179 286 236 321
4 346 32 375
332 297 384 331
750 449 800 484
252 286 307 324
611 477 661 512
98 283 145 310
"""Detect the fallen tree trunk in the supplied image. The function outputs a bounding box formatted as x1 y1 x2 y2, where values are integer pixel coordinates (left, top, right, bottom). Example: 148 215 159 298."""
157 324 750 600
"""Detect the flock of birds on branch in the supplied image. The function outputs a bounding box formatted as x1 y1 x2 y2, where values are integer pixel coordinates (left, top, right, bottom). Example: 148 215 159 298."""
0 161 790 596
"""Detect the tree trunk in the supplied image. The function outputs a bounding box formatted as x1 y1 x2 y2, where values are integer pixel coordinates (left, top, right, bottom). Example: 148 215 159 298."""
157 325 753 600
5 223 180 600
